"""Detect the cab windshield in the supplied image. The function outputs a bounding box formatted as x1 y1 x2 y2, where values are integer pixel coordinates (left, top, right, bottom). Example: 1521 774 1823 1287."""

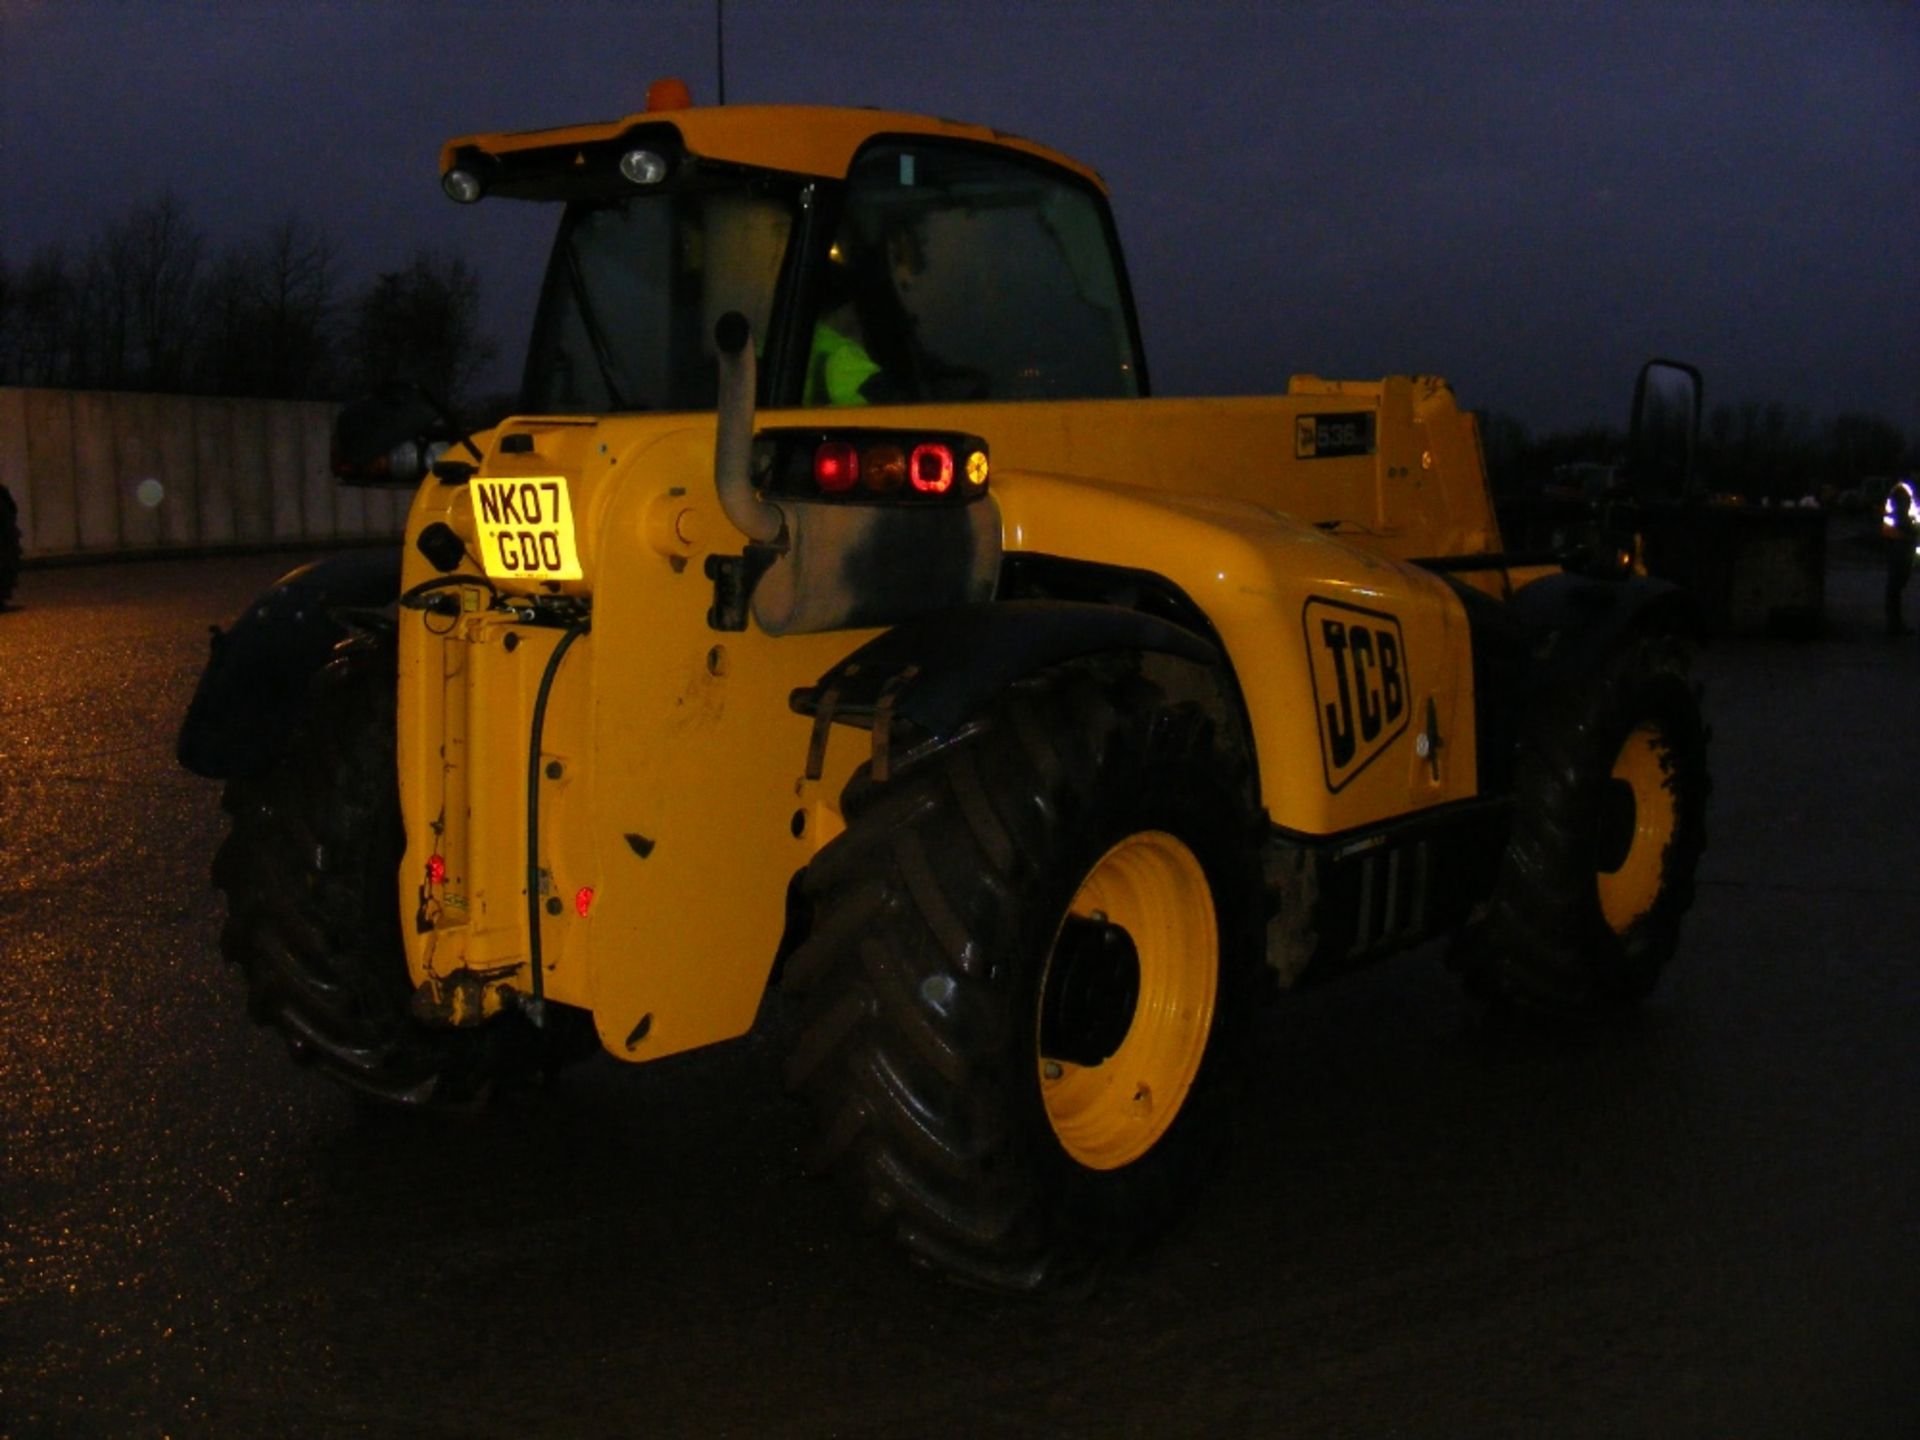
521 172 801 414
808 143 1142 405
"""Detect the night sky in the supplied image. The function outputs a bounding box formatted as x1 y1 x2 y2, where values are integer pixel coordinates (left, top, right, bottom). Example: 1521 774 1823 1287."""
3 0 1916 436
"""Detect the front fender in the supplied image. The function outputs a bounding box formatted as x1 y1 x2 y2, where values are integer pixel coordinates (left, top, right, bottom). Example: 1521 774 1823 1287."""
176 550 402 779
986 468 1484 834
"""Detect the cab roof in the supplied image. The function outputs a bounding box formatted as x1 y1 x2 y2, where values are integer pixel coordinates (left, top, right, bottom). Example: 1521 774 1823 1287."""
439 102 1106 193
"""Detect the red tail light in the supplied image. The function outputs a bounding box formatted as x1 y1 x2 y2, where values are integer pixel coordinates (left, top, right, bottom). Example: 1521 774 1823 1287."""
910 443 955 494
814 441 859 493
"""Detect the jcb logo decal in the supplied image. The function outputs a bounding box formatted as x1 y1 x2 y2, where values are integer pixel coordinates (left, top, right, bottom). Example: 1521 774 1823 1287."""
1303 598 1410 792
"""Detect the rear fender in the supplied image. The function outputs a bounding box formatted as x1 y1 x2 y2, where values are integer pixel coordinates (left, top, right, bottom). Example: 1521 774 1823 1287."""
176 551 402 779
788 599 1220 764
1511 572 1695 693
1456 571 1693 796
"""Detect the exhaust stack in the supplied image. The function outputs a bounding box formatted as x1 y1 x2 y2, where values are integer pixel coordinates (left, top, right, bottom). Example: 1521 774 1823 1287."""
712 312 784 545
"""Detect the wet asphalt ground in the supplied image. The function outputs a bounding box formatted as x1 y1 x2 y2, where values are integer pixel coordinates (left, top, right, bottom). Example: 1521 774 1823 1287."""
2 530 1915 1438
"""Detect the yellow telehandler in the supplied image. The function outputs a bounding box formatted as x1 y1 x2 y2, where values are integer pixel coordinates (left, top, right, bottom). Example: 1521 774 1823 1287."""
180 83 1707 1288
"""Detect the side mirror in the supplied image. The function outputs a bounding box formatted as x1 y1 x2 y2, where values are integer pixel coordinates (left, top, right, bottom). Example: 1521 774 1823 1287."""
330 382 459 486
1628 359 1703 501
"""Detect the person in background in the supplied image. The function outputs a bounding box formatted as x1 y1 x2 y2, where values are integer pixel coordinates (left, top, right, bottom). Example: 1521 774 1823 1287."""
1884 474 1920 635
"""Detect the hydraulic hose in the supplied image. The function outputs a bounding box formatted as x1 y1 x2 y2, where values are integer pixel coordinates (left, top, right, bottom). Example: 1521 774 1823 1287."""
525 619 589 1020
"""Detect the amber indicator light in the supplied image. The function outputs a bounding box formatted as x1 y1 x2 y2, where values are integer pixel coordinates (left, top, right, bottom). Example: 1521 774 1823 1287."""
863 442 908 493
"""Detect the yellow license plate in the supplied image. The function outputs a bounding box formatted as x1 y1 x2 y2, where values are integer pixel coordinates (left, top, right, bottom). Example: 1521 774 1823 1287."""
471 476 583 582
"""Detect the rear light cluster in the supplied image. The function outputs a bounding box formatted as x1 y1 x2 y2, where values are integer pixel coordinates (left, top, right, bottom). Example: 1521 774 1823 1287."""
754 428 990 505
812 440 956 495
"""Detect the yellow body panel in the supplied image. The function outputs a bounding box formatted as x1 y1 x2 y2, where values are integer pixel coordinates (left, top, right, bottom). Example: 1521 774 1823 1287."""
401 422 876 1059
397 376 1510 1063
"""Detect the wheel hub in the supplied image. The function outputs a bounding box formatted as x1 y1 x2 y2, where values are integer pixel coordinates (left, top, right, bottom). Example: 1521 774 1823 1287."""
1595 721 1679 933
1037 830 1219 1171
1595 777 1637 874
1040 915 1142 1068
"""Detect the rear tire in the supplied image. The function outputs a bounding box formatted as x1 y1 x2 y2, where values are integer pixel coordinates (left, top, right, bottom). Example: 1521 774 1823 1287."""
1451 633 1709 1019
214 631 561 1106
783 667 1261 1289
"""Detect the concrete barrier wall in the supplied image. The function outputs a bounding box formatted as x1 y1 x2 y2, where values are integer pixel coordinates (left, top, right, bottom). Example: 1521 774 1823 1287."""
0 387 410 559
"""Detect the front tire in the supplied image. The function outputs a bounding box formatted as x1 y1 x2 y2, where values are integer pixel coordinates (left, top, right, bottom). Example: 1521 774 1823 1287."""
783 667 1261 1289
1452 632 1709 1018
214 631 554 1106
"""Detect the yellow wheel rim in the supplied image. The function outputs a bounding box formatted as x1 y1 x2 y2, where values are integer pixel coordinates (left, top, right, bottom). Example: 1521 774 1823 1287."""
1038 831 1218 1171
1596 722 1677 933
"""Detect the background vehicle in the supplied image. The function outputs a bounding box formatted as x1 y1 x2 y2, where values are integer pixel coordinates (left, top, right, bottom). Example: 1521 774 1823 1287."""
1 483 19 606
1498 359 1827 635
179 83 1708 1289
